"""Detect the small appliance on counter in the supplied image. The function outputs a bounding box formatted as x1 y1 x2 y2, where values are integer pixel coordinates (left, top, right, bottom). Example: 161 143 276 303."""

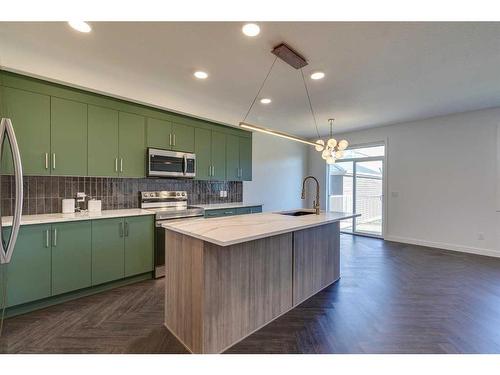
62 199 75 213
140 190 204 278
88 199 102 212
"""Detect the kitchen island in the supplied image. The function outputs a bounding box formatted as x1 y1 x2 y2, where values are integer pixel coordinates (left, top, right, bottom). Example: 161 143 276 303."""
162 210 358 353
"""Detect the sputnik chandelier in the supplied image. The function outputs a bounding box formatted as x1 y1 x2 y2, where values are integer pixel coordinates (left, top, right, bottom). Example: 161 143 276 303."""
239 42 348 164
314 119 349 164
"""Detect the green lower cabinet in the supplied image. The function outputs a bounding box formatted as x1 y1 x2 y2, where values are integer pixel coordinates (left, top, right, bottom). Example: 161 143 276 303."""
236 207 251 215
4 224 52 307
91 218 125 286
250 206 262 213
204 206 262 218
124 216 154 277
51 221 92 296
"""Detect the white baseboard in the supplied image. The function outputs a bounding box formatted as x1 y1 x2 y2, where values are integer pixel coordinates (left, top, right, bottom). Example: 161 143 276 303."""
384 235 500 258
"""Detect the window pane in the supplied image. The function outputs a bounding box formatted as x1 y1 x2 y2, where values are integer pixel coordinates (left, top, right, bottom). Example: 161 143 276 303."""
343 145 384 159
328 161 353 232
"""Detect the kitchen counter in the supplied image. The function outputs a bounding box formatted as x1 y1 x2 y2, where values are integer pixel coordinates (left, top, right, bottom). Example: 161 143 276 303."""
163 209 359 353
162 210 357 246
193 202 262 210
1 208 154 227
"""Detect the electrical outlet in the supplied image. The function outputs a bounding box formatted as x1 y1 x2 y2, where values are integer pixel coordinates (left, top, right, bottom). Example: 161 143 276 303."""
478 233 485 240
224 191 228 197
219 191 224 198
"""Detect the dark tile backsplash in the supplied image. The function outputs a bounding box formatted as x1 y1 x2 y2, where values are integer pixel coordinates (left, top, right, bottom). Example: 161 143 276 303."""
0 175 242 216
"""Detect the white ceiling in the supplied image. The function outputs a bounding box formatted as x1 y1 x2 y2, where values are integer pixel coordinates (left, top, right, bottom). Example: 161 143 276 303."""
1 22 500 137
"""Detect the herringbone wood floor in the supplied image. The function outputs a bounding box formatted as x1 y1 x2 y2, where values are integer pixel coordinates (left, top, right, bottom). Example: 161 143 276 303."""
1 234 500 353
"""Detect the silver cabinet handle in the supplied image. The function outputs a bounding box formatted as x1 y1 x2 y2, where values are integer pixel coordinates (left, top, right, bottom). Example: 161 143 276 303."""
212 166 215 177
53 228 57 247
52 153 56 170
45 229 50 248
124 221 129 237
169 133 172 146
173 134 176 146
119 222 124 237
120 158 123 173
45 153 49 170
115 158 118 172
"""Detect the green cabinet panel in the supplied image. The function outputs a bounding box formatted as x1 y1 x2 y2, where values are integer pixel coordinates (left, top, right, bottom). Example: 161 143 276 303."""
124 216 154 277
171 122 194 152
51 97 88 176
4 224 51 307
194 127 211 180
211 131 226 181
236 207 251 215
91 218 125 285
51 221 92 295
88 105 119 177
226 135 240 181
240 136 252 181
250 206 262 213
147 117 171 150
1 87 50 175
119 112 145 177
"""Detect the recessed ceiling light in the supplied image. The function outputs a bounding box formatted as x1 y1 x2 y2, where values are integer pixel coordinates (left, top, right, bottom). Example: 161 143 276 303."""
242 23 260 37
310 72 325 80
68 21 92 33
194 71 208 79
260 98 271 104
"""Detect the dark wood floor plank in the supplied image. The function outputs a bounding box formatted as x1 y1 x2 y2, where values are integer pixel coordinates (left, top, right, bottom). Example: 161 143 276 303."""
1 234 500 354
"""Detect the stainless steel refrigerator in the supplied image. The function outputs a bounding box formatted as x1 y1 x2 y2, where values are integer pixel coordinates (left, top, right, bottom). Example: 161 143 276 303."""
0 117 23 335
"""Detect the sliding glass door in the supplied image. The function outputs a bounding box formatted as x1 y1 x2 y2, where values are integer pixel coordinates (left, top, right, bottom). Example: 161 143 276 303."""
327 144 385 238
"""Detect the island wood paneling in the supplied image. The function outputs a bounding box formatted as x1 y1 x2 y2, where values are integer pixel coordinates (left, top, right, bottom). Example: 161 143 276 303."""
202 233 293 353
293 222 340 305
164 230 293 353
164 230 204 353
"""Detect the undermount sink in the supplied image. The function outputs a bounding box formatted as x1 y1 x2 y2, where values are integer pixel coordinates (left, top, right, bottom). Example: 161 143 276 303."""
279 210 316 217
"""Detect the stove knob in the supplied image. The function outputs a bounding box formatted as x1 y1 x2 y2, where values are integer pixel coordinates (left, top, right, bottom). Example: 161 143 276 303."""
181 192 186 197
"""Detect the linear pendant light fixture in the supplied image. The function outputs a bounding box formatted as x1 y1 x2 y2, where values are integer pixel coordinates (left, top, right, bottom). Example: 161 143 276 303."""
239 42 348 163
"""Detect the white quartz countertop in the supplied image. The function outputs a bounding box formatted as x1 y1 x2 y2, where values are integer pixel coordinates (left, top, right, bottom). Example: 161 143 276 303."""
162 210 359 246
193 202 263 210
1 209 154 227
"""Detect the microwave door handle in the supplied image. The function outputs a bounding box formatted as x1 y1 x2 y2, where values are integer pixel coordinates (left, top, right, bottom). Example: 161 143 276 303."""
183 154 187 175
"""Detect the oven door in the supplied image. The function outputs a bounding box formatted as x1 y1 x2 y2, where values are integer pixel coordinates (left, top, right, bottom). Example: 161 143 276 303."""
147 148 196 178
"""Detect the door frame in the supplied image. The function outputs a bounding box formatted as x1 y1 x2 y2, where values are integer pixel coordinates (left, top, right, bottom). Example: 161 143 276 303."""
326 140 387 239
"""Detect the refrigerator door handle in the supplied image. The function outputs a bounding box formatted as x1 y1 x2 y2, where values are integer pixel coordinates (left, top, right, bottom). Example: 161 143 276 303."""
0 118 24 264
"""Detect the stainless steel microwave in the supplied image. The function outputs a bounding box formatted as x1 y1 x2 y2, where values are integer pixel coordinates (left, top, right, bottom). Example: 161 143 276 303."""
147 148 196 178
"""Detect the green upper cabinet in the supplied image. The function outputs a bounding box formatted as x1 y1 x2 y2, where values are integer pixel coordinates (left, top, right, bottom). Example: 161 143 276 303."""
119 112 145 177
124 215 154 277
1 87 50 175
194 127 211 180
88 105 119 177
171 122 194 152
91 218 125 286
51 97 88 176
211 131 226 181
239 136 252 181
4 224 51 307
146 117 171 150
51 221 92 295
226 134 240 181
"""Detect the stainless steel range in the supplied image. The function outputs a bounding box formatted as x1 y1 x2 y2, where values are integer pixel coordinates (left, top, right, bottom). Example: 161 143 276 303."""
141 191 204 278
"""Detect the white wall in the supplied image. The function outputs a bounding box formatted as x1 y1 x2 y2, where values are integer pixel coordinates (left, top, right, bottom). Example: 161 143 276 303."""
244 132 308 212
308 107 500 257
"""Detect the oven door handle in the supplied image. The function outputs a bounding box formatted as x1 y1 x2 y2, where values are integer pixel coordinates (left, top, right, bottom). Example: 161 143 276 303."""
182 154 187 175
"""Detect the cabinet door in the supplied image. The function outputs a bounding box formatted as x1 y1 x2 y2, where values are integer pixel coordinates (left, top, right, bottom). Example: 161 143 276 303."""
146 117 171 150
88 105 119 177
171 122 194 152
226 134 240 181
239 136 252 181
119 112 145 177
124 215 154 277
211 131 226 181
4 224 51 307
194 127 211 180
91 218 125 285
51 97 88 176
1 87 50 175
51 221 92 295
